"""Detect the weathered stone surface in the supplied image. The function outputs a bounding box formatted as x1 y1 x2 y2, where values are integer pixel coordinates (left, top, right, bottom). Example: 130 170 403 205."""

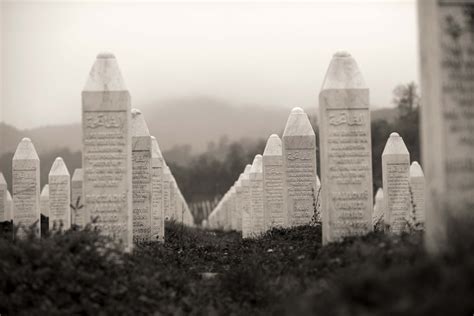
162 165 172 221
372 187 384 228
250 154 264 235
241 164 253 238
40 185 50 219
263 134 286 229
131 108 152 243
151 136 164 242
282 107 318 227
382 132 410 233
409 161 425 225
418 0 474 253
233 178 243 232
71 169 84 227
0 173 7 222
82 53 132 250
48 157 71 230
169 177 177 221
5 190 12 222
12 138 41 237
319 52 373 244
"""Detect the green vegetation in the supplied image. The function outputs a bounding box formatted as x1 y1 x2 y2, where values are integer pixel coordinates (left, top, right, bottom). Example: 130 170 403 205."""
1 218 473 315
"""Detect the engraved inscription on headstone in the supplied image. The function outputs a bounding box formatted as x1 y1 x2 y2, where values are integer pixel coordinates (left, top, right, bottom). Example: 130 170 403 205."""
12 138 41 237
151 136 164 242
282 108 318 227
49 157 71 231
382 132 410 234
419 0 474 252
319 52 373 244
82 53 132 251
262 134 286 229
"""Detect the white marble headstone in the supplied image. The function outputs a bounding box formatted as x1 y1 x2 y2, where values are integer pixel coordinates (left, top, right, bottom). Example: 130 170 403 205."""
82 53 132 250
418 0 474 252
151 136 165 242
0 173 7 222
319 52 373 244
409 161 425 226
262 134 286 229
282 107 318 227
12 138 41 237
241 164 252 238
49 157 71 231
250 154 264 235
382 132 410 233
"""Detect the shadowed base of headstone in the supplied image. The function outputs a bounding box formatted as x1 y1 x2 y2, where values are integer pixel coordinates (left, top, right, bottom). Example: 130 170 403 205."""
0 220 13 239
41 215 49 236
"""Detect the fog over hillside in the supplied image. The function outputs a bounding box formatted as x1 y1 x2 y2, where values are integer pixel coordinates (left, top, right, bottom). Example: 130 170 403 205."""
0 96 397 157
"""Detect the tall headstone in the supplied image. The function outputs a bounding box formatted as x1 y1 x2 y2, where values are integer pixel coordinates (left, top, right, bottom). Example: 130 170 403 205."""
12 138 40 237
71 168 84 227
40 185 50 220
169 177 177 221
0 173 7 222
382 132 410 233
409 161 425 226
151 136 165 242
233 178 243 232
372 188 384 228
163 165 172 221
418 0 474 253
5 190 12 222
82 53 132 250
241 164 253 238
262 134 286 229
131 108 152 243
319 52 373 244
282 107 318 227
249 154 264 235
48 157 71 230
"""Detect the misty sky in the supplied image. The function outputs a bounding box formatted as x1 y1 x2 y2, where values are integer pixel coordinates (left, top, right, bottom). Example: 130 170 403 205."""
1 0 418 129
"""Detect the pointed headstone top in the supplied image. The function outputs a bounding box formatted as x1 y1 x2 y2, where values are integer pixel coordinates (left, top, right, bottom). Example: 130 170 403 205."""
13 138 39 161
321 51 366 90
283 107 315 137
41 184 49 198
131 108 150 137
151 136 164 159
72 168 83 182
50 157 70 176
0 172 6 185
244 164 252 174
83 52 127 92
250 154 263 173
382 132 409 156
375 187 383 199
263 134 282 156
410 161 424 177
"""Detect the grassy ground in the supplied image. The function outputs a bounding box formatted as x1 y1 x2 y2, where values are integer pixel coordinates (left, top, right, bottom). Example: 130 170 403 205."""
0 220 473 315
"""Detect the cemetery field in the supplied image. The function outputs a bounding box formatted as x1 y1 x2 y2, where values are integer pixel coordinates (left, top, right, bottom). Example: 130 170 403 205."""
1 221 474 316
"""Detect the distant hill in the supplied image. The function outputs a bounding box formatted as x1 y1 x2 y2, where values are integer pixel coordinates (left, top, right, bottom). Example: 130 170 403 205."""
0 96 397 156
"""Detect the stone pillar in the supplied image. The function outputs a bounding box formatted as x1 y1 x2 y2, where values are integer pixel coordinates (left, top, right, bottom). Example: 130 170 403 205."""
12 138 40 237
418 0 474 253
262 134 286 229
5 190 12 222
40 185 49 233
82 53 132 251
382 132 410 233
319 52 373 244
0 173 7 222
131 108 152 243
241 164 252 238
48 157 71 231
282 107 318 227
151 136 165 242
250 154 264 235
372 188 384 229
409 161 425 226
71 168 84 227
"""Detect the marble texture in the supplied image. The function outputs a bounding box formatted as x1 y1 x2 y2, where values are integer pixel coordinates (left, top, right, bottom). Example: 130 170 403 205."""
48 157 71 230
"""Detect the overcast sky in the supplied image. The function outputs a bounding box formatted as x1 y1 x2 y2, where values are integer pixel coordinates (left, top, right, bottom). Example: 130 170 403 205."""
1 0 418 129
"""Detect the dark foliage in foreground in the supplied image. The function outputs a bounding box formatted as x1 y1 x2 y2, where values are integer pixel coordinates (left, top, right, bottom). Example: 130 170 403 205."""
0 220 473 316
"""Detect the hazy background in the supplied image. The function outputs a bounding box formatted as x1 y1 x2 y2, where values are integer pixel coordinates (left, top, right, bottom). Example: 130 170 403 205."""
1 0 418 131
